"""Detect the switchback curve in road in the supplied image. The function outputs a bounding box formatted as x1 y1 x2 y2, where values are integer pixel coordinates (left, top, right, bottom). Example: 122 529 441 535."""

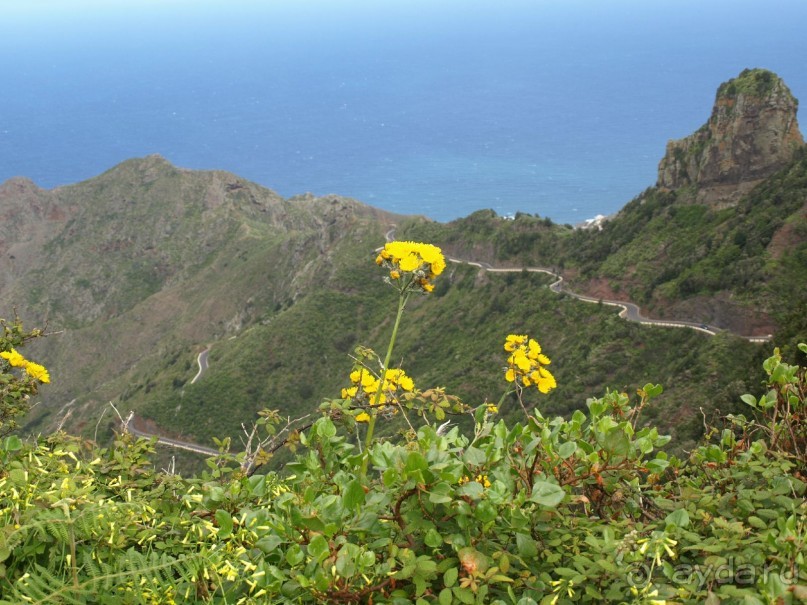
384 226 770 343
190 348 210 384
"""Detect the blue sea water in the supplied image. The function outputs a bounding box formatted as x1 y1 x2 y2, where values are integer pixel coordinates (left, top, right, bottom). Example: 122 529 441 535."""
1 0 805 224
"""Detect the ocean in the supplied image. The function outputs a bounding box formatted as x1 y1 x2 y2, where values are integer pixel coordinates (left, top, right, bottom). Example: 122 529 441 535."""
1 0 805 224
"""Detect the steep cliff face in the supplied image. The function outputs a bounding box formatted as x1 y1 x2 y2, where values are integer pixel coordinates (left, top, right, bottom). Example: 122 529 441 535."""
657 69 804 205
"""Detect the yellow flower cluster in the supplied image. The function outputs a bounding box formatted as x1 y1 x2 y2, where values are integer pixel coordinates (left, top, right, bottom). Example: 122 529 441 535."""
0 347 50 383
504 334 555 394
375 241 446 293
341 367 415 422
459 474 491 489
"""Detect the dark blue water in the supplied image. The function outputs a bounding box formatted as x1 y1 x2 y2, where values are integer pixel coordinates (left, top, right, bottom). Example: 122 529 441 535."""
1 0 805 224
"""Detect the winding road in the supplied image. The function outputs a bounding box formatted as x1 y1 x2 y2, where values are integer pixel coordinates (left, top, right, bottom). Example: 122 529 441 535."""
445 258 769 342
385 227 768 342
190 348 210 384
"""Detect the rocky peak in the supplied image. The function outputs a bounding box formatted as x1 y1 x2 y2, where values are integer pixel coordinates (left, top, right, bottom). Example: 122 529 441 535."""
657 69 804 205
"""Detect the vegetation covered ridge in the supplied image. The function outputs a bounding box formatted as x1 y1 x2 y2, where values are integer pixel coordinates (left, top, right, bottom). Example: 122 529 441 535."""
1 241 805 604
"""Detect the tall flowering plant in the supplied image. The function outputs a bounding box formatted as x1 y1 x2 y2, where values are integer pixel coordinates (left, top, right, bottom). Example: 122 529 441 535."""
339 241 447 476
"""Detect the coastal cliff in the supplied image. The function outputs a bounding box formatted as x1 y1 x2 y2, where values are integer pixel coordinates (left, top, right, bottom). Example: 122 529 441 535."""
657 68 804 205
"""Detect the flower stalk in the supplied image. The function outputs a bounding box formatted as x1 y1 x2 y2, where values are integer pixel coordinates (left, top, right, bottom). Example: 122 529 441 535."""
360 290 408 477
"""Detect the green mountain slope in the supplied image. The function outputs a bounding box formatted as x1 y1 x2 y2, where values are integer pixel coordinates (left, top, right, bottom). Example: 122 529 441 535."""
0 155 402 438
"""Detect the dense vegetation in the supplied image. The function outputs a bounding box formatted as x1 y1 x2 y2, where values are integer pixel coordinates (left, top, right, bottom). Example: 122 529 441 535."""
1 247 805 603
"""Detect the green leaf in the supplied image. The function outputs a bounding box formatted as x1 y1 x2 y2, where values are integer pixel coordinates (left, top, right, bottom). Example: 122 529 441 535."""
474 500 497 523
643 383 663 398
405 451 429 473
647 457 669 474
462 446 487 466
499 553 510 574
458 481 484 499
318 419 337 439
428 481 454 504
215 509 233 538
342 479 366 512
530 480 565 507
740 393 757 407
439 587 453 605
425 529 443 548
444 566 458 588
635 436 654 454
2 435 22 452
8 468 26 486
453 586 476 604
335 544 359 578
516 533 538 558
307 534 329 563
602 426 630 457
286 543 305 566
557 441 577 459
665 509 690 529
255 535 283 554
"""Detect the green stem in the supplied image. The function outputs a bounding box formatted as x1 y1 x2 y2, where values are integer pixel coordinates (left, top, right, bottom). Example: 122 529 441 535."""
361 291 409 478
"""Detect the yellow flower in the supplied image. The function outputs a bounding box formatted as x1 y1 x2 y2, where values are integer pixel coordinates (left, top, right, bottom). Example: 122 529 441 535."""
1 348 27 368
486 404 498 414
475 474 491 488
355 412 371 423
376 241 446 293
24 362 50 384
503 333 556 394
504 334 527 352
398 253 420 272
341 386 358 399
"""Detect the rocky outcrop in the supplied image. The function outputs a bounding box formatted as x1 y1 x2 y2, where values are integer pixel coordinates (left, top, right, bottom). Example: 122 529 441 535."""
657 69 804 205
